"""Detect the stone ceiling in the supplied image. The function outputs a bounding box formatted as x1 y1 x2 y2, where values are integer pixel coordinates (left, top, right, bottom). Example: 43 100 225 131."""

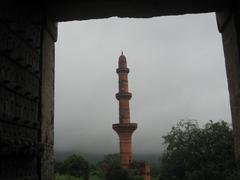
46 0 229 21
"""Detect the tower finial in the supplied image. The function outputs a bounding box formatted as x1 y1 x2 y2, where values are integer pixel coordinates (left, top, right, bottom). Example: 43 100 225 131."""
121 50 123 55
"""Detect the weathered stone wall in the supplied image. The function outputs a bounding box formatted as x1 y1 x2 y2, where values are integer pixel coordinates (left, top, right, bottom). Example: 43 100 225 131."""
0 6 57 180
0 7 42 179
217 4 240 169
47 0 229 21
40 18 57 180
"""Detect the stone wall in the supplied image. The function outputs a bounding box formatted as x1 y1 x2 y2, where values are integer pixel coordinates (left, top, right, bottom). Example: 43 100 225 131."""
40 18 57 180
0 6 57 180
217 7 240 169
47 0 229 21
0 7 42 179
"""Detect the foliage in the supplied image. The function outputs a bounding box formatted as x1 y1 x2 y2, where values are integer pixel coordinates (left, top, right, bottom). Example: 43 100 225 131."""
89 170 105 180
56 154 90 179
55 174 84 180
106 166 129 180
159 120 238 180
98 154 120 176
55 154 123 180
151 177 159 180
54 161 65 174
98 154 144 180
89 174 104 180
55 173 105 180
128 169 143 180
150 163 160 179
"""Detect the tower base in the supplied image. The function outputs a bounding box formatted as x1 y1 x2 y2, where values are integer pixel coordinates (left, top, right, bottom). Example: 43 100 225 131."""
112 123 137 169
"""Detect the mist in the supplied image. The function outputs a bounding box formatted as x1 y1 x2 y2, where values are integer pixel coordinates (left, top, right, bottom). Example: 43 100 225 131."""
54 13 231 155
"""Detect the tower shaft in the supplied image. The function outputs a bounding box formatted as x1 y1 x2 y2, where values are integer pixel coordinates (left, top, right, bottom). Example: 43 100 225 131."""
113 53 137 169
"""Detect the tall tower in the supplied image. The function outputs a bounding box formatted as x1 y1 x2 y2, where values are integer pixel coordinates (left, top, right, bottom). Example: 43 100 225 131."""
113 52 137 169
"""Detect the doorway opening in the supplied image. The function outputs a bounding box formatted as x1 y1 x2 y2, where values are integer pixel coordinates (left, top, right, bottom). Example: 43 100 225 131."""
54 12 230 164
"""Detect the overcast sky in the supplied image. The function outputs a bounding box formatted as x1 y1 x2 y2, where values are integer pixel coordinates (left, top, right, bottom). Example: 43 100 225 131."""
55 12 231 154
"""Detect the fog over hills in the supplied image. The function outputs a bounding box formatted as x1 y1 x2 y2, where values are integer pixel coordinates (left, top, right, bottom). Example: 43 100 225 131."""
55 150 161 164
55 13 231 155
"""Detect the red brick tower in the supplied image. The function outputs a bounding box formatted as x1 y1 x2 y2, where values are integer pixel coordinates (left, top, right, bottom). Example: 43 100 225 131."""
113 52 137 169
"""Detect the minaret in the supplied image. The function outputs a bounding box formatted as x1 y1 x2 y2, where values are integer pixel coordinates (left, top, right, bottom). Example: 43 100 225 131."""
113 52 137 169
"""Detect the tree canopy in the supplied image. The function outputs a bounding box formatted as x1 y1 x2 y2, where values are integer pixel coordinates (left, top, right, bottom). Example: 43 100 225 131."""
98 154 120 175
159 120 238 180
55 154 90 179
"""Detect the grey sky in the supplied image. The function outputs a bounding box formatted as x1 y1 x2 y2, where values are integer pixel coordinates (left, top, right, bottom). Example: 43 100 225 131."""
55 13 231 154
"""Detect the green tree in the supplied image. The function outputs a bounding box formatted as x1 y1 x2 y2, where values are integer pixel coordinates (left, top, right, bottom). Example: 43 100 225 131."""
159 120 238 180
150 163 160 179
106 166 129 180
62 154 90 179
97 154 140 180
55 174 84 180
98 154 120 176
54 161 65 174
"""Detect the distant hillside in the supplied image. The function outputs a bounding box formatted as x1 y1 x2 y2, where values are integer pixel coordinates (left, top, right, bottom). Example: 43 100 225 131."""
133 154 160 164
55 150 161 164
54 150 104 163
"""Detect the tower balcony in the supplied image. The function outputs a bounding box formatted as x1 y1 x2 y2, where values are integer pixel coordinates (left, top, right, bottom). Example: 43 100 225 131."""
116 67 129 74
112 123 137 134
116 92 132 100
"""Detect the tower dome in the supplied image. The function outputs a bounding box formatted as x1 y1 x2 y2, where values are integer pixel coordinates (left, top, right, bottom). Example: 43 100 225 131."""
118 52 127 68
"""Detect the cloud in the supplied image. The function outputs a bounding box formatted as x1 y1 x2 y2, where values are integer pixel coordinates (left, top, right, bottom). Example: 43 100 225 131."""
55 13 231 154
